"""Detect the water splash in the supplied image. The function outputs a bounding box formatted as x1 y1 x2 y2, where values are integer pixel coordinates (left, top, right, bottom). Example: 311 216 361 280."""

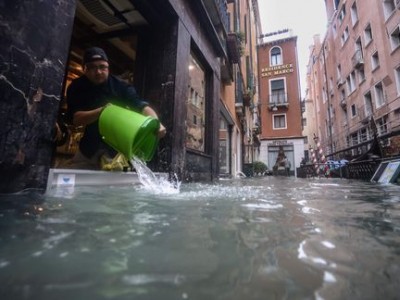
130 156 180 194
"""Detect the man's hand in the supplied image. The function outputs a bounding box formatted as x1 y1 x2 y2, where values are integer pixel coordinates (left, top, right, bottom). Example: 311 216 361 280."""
158 123 167 139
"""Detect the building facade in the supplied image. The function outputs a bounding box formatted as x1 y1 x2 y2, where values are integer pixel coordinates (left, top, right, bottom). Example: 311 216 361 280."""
0 0 262 192
304 0 400 161
219 0 262 177
257 33 304 176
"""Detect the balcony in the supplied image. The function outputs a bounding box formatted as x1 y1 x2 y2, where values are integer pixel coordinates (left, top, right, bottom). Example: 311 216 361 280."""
336 77 345 87
351 49 364 69
227 32 241 63
268 102 289 111
203 0 229 33
268 92 289 110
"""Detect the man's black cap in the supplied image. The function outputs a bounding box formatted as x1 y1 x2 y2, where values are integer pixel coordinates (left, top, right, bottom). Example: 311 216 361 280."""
83 47 108 65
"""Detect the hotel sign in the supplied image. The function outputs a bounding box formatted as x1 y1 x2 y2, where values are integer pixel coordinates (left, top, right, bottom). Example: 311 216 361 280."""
268 140 293 146
261 64 294 77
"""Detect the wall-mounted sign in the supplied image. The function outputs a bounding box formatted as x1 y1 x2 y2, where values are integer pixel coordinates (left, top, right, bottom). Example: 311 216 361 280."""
261 64 294 77
267 140 293 146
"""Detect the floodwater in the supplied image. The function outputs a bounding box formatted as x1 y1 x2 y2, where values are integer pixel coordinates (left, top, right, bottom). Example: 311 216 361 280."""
0 177 399 300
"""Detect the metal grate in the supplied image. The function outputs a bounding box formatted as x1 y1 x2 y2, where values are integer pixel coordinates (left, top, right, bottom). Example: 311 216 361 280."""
79 0 122 26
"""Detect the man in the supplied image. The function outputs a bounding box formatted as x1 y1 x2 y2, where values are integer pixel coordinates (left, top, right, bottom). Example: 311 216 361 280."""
66 47 166 169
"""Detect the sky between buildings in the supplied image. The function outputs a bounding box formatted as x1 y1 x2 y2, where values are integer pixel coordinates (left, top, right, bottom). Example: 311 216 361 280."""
257 0 328 98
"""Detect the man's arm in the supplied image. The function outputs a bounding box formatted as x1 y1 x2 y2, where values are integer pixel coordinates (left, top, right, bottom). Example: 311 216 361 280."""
72 107 104 126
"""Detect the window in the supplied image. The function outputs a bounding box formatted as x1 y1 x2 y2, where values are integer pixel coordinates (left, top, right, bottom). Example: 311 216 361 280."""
338 5 346 25
270 79 286 104
355 37 363 59
336 64 342 83
186 52 206 152
347 71 356 93
270 47 282 66
376 115 388 135
273 114 286 129
333 0 340 10
359 127 369 142
395 66 400 95
358 67 366 83
364 23 373 45
374 82 385 108
351 104 357 117
350 132 358 146
383 0 396 20
219 115 230 174
341 27 349 45
351 2 358 26
389 25 400 51
371 51 380 71
364 91 373 117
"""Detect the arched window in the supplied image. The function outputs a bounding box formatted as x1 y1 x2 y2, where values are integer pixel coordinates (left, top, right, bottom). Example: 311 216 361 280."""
270 47 282 66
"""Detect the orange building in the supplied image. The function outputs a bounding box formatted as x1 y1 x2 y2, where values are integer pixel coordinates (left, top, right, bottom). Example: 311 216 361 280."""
257 33 304 175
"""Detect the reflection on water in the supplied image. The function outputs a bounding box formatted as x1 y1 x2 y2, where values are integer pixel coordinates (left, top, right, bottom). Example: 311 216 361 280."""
0 177 399 299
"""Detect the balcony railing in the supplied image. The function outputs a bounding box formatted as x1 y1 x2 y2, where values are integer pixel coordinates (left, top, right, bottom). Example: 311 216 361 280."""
351 49 364 69
268 92 288 109
203 0 229 33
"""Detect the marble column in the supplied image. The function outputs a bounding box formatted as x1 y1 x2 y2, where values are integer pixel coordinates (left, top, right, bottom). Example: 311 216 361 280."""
0 0 76 193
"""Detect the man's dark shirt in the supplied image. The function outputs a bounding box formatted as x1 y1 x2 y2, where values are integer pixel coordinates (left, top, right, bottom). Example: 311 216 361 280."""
66 74 148 158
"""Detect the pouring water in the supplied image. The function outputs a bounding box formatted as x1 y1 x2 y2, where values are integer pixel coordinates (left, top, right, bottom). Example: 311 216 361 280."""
130 156 180 194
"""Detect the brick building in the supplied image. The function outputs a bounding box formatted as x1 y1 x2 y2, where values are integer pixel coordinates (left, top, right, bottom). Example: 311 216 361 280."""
257 33 304 175
304 0 400 161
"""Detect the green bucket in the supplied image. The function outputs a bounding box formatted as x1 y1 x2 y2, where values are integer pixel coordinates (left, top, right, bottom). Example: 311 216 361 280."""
98 104 160 161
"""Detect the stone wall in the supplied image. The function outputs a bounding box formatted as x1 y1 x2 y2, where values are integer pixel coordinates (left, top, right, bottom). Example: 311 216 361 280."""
0 0 76 193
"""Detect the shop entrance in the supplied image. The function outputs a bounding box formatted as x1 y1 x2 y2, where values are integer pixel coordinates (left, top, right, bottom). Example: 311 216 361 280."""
268 144 294 176
53 0 148 168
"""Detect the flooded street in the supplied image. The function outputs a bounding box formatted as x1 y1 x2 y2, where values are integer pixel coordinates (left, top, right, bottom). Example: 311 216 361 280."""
0 177 399 299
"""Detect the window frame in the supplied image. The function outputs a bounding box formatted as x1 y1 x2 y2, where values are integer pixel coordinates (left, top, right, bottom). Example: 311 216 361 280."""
382 0 396 20
395 65 400 96
364 23 373 46
270 46 283 66
269 77 287 105
272 113 287 130
371 51 380 71
374 81 385 108
185 50 210 153
350 1 359 26
389 25 400 51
